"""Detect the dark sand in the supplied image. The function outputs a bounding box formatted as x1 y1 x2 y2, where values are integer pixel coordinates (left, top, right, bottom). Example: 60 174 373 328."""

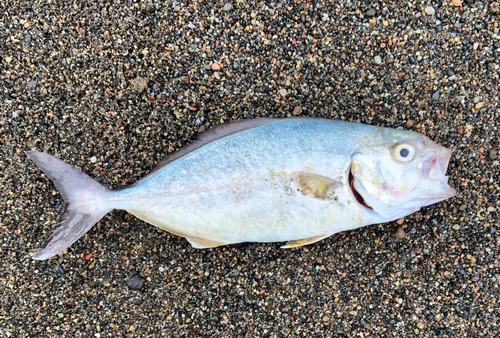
1 1 499 337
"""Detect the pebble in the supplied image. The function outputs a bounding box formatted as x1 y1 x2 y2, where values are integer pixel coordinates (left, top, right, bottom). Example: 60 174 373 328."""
211 63 221 71
452 224 461 231
293 106 302 116
127 277 145 290
223 3 233 12
54 266 65 275
366 9 376 17
432 91 440 100
90 156 97 163
131 77 148 92
27 81 37 90
475 102 483 109
279 89 288 97
391 226 406 239
406 120 414 128
425 6 435 15
373 55 382 64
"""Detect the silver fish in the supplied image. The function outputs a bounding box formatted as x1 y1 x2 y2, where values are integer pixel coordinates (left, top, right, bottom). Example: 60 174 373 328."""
26 118 456 260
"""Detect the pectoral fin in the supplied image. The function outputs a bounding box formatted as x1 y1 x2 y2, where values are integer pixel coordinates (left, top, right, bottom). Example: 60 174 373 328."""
290 172 342 200
186 237 227 249
281 234 329 248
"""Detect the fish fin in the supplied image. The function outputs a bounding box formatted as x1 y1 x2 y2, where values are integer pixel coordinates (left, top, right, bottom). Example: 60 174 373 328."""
290 172 343 200
281 234 330 248
186 237 227 249
134 118 274 183
25 151 112 260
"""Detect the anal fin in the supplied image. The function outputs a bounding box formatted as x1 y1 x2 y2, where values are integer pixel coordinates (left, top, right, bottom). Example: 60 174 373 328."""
186 237 227 249
281 234 329 248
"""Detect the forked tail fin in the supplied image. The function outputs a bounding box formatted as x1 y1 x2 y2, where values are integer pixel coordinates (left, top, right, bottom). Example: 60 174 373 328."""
25 151 113 260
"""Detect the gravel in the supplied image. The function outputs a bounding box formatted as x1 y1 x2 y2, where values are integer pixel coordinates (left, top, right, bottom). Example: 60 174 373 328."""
1 1 499 337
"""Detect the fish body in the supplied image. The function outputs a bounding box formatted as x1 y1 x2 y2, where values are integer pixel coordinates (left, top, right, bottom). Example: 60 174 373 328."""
26 118 456 260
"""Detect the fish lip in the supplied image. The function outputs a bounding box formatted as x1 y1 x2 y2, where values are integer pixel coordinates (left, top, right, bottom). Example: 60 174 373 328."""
348 165 373 210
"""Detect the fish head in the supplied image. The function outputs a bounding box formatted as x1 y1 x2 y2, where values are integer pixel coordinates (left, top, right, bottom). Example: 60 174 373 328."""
349 129 456 221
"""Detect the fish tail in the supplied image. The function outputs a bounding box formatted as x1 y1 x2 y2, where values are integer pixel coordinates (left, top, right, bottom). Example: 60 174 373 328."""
26 151 113 260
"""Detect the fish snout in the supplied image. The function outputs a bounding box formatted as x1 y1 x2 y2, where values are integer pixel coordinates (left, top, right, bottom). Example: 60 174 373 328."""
422 148 456 199
422 149 451 182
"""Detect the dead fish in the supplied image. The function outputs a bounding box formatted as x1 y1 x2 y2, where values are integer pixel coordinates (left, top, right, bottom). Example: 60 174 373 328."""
26 118 456 260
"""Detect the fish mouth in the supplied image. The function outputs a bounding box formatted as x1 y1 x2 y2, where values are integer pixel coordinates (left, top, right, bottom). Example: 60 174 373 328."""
348 167 373 210
421 149 451 182
420 148 456 198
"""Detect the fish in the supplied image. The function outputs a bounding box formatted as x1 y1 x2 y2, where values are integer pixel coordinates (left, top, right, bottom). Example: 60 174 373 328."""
26 118 456 260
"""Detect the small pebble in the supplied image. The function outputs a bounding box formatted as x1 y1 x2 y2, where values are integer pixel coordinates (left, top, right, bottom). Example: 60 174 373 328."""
293 106 302 116
425 6 435 15
127 277 144 290
279 89 288 97
406 120 414 128
452 224 461 231
432 91 440 100
223 3 233 12
211 63 221 70
366 9 376 17
373 55 382 64
391 226 406 239
131 77 148 92
27 81 37 90
54 266 65 275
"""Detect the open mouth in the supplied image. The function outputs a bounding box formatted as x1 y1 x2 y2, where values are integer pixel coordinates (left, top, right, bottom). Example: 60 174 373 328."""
348 168 373 210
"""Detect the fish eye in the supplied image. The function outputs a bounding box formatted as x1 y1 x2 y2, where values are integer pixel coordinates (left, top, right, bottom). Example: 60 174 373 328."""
393 143 415 162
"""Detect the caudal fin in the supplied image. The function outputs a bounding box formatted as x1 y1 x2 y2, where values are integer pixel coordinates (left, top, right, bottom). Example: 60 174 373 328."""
26 151 113 260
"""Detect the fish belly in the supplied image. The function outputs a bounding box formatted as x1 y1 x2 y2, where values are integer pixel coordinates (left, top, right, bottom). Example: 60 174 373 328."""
118 174 367 245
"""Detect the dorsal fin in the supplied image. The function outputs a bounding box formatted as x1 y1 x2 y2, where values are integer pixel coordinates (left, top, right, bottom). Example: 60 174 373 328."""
138 118 273 181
